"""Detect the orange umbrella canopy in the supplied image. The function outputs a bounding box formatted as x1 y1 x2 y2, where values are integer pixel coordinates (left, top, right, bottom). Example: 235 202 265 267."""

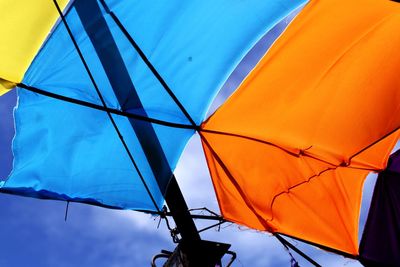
201 0 400 255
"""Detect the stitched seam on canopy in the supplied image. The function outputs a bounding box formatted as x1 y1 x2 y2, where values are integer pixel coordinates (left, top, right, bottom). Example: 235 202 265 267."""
201 126 399 225
267 128 399 223
200 128 391 171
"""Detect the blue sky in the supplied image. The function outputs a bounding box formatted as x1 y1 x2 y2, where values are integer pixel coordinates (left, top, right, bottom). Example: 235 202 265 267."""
0 6 398 266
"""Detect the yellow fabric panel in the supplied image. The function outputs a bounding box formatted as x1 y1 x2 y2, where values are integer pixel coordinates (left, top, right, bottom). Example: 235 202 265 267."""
201 0 400 255
0 0 69 91
0 78 16 95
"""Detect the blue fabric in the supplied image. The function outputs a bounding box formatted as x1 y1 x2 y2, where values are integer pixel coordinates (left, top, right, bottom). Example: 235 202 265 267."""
2 0 307 211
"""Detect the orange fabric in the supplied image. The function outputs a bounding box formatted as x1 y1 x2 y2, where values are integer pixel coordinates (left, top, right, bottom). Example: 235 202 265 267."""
201 0 400 255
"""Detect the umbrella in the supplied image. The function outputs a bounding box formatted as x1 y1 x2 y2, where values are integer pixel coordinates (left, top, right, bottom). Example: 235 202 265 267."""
0 0 399 266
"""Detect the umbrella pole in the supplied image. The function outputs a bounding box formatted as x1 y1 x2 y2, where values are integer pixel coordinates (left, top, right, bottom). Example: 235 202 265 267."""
162 175 231 267
165 176 201 243
51 2 230 264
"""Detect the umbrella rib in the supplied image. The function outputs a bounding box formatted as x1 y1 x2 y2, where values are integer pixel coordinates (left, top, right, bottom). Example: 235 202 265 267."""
202 129 336 166
267 127 399 223
349 126 400 162
200 132 340 264
17 83 195 130
199 132 273 232
274 234 322 267
52 0 160 212
98 0 197 127
201 126 398 254
201 128 395 171
277 233 358 259
200 129 300 157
